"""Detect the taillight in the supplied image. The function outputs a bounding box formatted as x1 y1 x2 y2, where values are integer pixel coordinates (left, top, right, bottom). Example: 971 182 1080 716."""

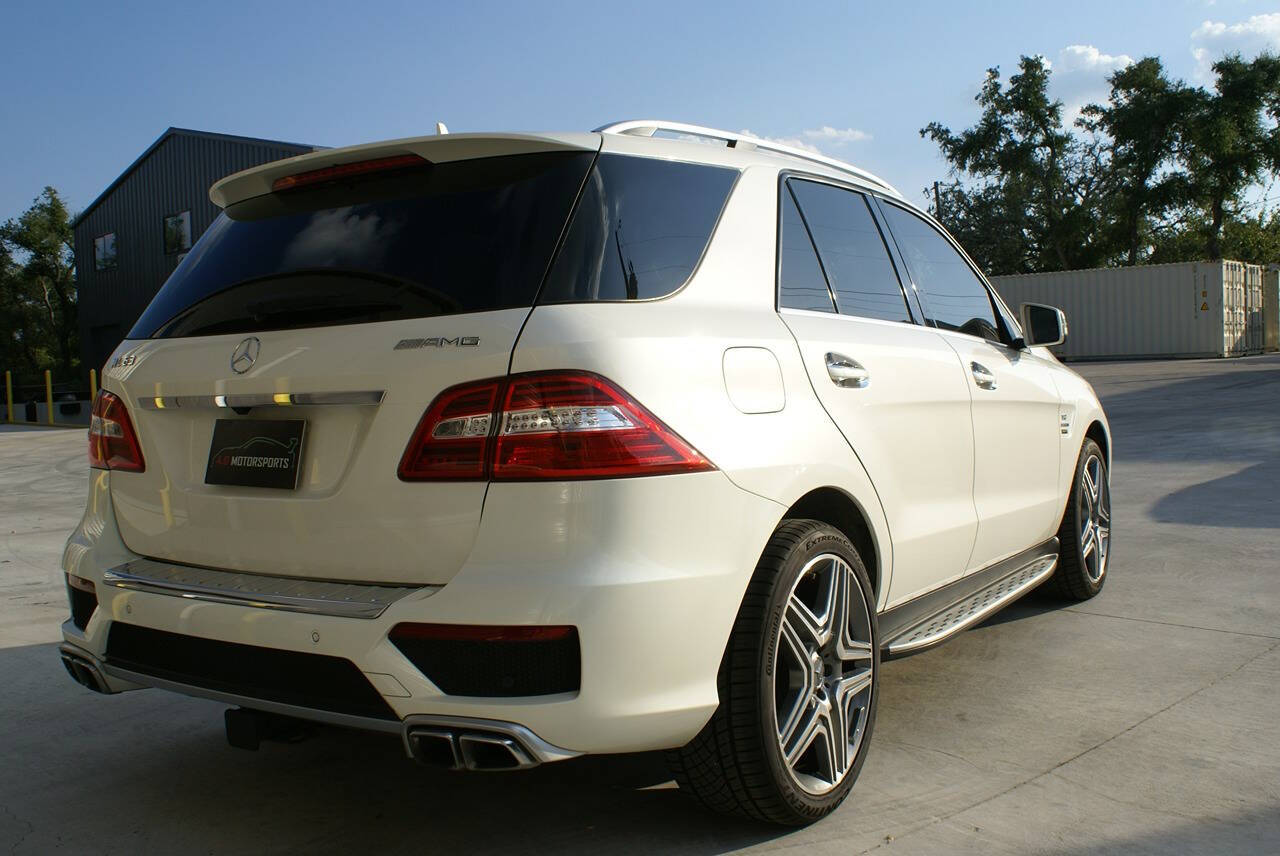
397 380 502 480
88 390 145 472
397 371 713 481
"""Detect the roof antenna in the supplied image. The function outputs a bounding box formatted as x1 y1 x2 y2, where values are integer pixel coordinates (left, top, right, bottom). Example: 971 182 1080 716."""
436 122 449 135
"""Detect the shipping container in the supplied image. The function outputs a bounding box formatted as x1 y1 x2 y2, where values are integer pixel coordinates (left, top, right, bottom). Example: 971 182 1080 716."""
1244 264 1265 354
988 260 1265 361
1266 266 1280 353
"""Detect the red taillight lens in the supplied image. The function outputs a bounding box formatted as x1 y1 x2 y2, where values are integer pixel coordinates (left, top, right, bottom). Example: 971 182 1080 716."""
397 371 713 481
88 390 145 472
397 380 502 480
271 154 427 192
493 372 713 480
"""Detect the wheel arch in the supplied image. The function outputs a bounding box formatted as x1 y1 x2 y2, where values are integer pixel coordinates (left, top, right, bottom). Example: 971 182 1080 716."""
1085 420 1110 468
780 487 882 598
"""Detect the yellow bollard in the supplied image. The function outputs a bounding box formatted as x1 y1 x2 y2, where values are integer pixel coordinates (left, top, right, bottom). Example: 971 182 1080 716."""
89 368 98 401
4 371 12 423
45 369 53 426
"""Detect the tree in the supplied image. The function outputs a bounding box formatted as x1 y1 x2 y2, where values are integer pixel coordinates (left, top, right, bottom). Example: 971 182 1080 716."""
1080 58 1192 266
0 187 79 381
922 56 1111 274
1180 53 1280 259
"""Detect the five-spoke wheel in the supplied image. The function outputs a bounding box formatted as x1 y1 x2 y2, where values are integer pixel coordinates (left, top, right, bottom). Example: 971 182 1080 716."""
1050 437 1111 600
773 553 874 795
669 519 878 825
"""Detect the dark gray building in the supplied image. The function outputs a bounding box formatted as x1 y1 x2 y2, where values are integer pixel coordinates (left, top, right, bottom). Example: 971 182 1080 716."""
72 128 318 372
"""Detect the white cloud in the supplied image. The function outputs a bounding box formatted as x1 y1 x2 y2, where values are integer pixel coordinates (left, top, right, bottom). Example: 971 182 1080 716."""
802 126 872 145
738 129 822 154
1057 44 1134 75
1051 44 1134 124
1191 13 1280 79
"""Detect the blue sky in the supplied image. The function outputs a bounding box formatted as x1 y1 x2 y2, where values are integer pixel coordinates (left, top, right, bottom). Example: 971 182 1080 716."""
2 0 1278 223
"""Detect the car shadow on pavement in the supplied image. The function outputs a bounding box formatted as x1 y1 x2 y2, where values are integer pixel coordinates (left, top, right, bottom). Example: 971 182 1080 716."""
1148 459 1280 530
2 642 790 855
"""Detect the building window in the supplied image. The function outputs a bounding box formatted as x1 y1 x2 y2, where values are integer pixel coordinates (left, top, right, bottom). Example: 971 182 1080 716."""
163 210 192 254
94 233 118 270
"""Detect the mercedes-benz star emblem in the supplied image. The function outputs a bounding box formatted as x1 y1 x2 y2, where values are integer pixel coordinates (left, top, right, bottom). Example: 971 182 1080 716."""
230 337 261 374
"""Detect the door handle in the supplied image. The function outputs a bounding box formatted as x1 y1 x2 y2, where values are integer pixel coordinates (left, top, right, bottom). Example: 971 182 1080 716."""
825 353 870 388
970 361 997 390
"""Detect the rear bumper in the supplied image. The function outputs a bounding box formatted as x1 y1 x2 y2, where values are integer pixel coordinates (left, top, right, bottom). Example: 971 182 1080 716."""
61 469 785 755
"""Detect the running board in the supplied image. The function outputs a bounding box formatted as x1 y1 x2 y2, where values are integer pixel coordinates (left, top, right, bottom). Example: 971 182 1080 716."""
879 539 1059 657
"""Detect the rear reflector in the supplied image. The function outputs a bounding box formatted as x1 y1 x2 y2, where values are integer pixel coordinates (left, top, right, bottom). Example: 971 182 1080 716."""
397 371 713 481
271 154 427 192
89 390 145 472
389 623 575 642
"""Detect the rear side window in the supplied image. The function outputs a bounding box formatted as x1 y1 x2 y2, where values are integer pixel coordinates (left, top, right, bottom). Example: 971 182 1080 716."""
778 185 836 312
539 155 738 303
879 202 1002 343
130 152 595 339
787 180 912 324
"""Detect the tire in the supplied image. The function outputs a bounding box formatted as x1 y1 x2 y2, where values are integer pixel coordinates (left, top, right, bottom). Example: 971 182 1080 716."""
668 519 879 826
1047 438 1111 601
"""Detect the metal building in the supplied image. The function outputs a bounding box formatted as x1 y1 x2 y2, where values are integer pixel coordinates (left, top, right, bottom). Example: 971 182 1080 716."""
72 128 318 372
990 260 1278 361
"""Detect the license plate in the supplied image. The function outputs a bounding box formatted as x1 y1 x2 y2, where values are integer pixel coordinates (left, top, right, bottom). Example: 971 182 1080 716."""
205 419 307 490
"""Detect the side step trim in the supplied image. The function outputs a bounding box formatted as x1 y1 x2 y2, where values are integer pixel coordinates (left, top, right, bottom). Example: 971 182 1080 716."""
880 539 1059 657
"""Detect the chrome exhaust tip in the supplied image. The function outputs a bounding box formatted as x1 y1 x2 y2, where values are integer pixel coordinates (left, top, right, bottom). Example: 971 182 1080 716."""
407 728 464 770
404 725 541 771
458 733 536 770
401 715 580 770
58 645 112 694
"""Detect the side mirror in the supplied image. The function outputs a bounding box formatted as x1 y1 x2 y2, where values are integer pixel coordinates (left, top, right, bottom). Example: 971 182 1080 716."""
1020 303 1068 347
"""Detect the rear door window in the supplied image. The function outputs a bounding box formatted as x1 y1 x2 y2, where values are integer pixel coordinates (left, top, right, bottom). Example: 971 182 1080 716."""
786 179 913 324
778 184 836 312
538 155 738 303
878 202 1003 343
130 152 595 339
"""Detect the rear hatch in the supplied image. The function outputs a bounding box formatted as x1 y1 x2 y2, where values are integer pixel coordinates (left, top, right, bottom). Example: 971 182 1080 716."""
104 134 598 584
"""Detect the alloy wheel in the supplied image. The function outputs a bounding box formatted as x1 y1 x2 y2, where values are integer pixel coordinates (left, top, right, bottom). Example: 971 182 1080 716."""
1079 453 1110 582
772 553 875 795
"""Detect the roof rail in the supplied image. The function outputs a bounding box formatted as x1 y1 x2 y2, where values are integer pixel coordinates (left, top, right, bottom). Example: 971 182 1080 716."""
593 119 900 197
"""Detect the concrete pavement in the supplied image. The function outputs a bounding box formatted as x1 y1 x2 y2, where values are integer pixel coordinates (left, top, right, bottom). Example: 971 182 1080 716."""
1 356 1278 854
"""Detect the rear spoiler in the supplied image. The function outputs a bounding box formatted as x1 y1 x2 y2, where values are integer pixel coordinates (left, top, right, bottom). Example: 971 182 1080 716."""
209 131 601 209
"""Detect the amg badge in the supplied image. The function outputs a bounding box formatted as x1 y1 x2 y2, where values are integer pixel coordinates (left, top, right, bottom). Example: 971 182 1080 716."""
394 336 481 350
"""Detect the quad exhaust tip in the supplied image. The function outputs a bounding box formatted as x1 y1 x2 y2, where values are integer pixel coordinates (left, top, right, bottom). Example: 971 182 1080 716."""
406 726 538 771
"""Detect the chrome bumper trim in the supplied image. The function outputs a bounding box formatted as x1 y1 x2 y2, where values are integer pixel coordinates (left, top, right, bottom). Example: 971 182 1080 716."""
136 390 385 410
100 662 403 734
101 558 433 619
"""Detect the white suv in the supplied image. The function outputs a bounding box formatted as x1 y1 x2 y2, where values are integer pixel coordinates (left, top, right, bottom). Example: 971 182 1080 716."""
60 120 1111 825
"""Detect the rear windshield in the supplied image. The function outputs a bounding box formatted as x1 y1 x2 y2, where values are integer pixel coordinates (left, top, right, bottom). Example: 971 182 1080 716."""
130 152 595 338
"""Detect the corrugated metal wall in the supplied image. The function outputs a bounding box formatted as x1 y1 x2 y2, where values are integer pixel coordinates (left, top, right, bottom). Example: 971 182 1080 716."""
1265 267 1280 353
989 261 1244 361
73 132 313 372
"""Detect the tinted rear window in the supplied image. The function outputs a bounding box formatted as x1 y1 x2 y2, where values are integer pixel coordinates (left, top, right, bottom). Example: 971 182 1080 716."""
130 152 595 339
538 154 738 303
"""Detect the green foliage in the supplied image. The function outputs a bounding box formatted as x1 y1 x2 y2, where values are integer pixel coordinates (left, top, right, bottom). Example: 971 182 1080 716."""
925 52 1280 274
922 56 1111 273
0 187 79 386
